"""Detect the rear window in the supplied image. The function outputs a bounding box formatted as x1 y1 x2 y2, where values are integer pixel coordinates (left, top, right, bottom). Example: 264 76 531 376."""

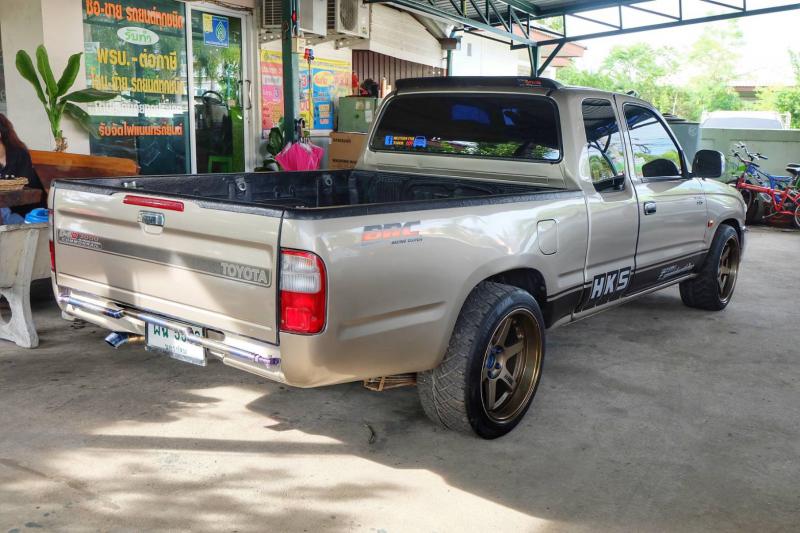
370 94 561 161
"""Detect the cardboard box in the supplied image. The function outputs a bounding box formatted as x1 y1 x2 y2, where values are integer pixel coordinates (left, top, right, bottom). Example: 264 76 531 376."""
328 132 367 170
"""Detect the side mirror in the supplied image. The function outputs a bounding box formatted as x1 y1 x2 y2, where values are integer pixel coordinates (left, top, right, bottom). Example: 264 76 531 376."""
692 149 725 178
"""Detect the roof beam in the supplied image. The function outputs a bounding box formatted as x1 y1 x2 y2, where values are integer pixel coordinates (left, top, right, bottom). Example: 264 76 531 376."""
534 2 800 46
365 0 537 45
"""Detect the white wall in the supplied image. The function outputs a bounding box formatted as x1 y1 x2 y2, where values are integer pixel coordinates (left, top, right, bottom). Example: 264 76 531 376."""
450 32 530 76
351 5 444 68
0 0 89 153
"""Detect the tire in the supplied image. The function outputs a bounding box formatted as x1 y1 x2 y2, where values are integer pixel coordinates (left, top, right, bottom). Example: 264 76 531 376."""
793 204 800 230
679 224 741 310
739 189 760 224
417 281 545 439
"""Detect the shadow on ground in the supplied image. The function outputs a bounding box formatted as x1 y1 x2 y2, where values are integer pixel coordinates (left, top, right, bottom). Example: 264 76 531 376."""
0 228 798 531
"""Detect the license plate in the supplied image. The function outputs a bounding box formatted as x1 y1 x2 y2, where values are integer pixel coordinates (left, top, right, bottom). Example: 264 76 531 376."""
146 323 206 366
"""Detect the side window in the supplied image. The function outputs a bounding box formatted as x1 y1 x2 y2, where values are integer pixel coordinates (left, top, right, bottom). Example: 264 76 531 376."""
624 105 683 179
580 99 626 192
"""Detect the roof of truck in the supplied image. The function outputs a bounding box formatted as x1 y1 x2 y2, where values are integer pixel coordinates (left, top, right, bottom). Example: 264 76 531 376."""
395 77 564 93
394 76 653 108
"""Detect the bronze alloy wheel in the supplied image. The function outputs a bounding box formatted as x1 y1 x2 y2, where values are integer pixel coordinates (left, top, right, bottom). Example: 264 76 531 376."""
480 309 543 423
717 236 741 304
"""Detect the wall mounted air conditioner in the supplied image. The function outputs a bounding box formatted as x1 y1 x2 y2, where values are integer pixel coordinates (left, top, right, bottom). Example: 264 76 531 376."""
328 0 370 39
261 0 370 41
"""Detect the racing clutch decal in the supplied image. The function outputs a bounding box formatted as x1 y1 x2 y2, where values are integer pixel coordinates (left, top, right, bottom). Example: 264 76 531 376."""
361 221 423 246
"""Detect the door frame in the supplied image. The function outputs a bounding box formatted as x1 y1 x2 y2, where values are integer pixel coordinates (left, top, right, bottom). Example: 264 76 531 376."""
185 2 256 173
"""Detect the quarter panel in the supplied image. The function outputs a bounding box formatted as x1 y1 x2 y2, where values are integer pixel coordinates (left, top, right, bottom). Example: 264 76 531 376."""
278 196 588 386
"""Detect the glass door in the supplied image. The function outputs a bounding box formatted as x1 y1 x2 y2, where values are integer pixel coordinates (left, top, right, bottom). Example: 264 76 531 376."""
189 8 248 173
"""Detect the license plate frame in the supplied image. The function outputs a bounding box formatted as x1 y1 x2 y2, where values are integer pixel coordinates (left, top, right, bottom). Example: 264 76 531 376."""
145 322 206 366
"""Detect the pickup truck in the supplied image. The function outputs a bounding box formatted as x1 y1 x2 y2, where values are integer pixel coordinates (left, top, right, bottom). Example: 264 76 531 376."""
49 77 745 439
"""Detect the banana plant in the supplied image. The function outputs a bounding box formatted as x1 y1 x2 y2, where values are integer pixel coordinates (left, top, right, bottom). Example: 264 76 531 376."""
15 45 116 152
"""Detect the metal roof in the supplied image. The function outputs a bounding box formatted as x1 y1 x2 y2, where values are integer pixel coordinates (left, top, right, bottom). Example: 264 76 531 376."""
365 0 800 74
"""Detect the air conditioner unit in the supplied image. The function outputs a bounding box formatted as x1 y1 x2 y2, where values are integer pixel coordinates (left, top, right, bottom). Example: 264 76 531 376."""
261 0 369 41
261 0 328 38
328 0 370 39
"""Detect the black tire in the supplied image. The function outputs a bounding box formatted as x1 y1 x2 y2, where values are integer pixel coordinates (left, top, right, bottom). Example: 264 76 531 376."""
679 224 741 310
417 281 545 439
739 189 760 224
793 204 800 230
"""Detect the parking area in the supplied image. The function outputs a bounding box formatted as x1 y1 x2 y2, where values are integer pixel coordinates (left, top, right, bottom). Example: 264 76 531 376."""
0 226 798 532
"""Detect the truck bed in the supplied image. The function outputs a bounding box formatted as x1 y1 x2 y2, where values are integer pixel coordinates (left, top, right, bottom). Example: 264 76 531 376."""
55 169 555 217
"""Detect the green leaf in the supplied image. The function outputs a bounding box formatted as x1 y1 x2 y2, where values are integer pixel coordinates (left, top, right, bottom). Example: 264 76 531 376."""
57 52 83 97
63 102 98 138
61 88 117 103
15 50 47 105
35 45 59 101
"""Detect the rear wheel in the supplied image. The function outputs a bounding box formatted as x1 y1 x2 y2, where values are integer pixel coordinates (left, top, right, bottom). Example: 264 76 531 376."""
679 225 741 310
794 204 800 230
417 282 545 439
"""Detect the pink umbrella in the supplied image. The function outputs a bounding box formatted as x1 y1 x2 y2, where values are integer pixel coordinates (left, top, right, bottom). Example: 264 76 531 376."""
276 142 325 171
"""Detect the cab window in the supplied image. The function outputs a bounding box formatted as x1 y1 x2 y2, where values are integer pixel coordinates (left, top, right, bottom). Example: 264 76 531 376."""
624 105 683 178
580 99 626 192
370 94 561 162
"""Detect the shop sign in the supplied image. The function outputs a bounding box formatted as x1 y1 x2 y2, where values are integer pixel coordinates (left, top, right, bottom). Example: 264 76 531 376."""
117 26 159 45
260 50 352 134
83 0 189 175
203 14 229 48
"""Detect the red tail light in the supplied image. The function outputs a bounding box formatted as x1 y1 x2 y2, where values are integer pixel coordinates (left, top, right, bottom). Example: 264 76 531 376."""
280 249 326 334
123 195 184 212
49 239 56 271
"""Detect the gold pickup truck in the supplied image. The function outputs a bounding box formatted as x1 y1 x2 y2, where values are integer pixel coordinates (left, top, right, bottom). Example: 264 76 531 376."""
49 77 745 438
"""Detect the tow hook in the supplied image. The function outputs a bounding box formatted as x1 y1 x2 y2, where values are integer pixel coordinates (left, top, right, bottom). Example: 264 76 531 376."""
105 332 145 348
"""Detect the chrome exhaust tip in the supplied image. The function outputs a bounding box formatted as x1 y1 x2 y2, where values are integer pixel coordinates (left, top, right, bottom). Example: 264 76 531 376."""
105 332 144 348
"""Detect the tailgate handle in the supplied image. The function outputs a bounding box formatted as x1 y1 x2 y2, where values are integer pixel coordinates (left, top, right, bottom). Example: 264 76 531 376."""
138 211 165 227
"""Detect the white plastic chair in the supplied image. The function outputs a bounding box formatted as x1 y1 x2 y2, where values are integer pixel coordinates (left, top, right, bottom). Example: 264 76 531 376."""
0 222 50 348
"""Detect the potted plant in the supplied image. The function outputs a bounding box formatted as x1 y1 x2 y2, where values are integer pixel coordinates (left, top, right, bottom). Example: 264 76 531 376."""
15 45 115 152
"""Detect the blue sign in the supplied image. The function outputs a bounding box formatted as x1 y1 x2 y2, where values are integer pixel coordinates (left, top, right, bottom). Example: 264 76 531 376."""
203 14 229 48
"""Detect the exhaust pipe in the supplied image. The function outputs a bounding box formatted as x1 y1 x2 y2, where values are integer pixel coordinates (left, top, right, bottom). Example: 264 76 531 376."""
105 332 145 348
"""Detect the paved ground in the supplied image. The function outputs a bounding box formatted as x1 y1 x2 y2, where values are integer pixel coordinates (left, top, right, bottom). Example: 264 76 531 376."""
0 226 798 532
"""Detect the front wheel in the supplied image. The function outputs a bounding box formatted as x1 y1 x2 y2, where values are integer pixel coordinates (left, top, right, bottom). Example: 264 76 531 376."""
417 282 545 439
679 225 741 310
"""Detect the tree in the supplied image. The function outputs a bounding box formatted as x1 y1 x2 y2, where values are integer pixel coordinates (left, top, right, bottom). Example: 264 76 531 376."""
555 21 745 120
755 49 800 128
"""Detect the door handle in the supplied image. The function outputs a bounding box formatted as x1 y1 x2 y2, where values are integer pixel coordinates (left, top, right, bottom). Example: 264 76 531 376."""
643 201 657 215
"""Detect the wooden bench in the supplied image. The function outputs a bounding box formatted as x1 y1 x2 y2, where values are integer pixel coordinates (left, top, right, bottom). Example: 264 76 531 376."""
0 152 140 348
30 150 140 193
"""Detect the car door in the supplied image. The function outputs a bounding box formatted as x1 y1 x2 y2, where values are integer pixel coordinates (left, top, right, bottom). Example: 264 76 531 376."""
617 98 709 293
574 97 639 313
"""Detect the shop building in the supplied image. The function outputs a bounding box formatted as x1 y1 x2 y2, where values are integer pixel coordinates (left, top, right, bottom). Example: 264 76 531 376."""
0 0 454 174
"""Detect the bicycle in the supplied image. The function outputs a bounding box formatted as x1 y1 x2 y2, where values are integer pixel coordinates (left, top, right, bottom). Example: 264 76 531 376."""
729 143 800 229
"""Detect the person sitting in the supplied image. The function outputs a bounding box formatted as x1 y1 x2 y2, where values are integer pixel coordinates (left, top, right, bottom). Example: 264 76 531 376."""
0 113 45 224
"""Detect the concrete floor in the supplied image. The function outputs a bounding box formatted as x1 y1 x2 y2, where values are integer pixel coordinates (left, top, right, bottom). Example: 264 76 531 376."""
0 226 798 532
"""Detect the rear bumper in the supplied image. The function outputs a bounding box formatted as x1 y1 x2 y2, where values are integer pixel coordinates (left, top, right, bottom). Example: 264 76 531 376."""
57 287 285 384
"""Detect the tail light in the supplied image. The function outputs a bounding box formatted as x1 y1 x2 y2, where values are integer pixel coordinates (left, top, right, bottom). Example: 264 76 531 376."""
48 209 55 271
280 249 326 334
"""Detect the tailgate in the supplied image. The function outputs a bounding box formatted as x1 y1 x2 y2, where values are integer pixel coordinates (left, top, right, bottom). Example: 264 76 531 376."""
53 187 281 343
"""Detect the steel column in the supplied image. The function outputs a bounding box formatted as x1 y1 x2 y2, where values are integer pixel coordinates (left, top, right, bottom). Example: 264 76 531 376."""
281 0 299 143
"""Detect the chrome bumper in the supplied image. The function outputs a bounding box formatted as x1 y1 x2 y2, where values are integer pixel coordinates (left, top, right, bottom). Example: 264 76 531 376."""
59 289 284 382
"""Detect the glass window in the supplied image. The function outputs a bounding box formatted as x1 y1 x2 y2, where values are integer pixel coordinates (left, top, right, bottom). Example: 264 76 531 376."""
580 99 626 192
371 94 561 161
624 105 683 178
82 0 190 175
